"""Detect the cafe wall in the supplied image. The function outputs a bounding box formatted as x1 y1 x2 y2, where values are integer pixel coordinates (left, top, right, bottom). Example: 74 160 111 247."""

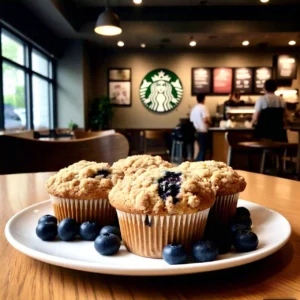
87 45 300 129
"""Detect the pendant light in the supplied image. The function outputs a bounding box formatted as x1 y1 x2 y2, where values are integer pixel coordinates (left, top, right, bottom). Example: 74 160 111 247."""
94 0 122 36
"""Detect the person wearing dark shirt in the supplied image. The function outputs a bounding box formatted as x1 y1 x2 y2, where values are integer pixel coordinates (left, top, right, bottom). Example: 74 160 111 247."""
224 92 245 120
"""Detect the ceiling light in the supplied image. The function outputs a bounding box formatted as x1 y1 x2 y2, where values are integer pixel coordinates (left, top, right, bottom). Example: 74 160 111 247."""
117 41 124 47
94 0 122 36
242 40 250 46
260 0 269 3
289 40 296 46
141 43 146 48
189 37 196 47
133 0 142 4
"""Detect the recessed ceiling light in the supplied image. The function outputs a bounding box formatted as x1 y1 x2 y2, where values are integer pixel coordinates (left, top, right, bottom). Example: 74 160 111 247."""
289 40 296 46
242 40 250 46
117 41 124 47
260 0 269 3
141 43 146 48
190 41 197 47
133 0 142 4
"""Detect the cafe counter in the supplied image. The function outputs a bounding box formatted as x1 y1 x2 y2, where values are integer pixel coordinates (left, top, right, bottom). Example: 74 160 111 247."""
207 127 254 164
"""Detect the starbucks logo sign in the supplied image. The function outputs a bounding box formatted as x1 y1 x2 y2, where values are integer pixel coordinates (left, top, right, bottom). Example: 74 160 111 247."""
140 69 183 113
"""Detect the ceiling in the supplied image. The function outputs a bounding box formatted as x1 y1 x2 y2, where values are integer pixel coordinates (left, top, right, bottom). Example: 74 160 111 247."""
23 0 300 50
72 0 300 7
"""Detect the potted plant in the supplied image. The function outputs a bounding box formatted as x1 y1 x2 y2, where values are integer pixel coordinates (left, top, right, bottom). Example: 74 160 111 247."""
88 96 114 130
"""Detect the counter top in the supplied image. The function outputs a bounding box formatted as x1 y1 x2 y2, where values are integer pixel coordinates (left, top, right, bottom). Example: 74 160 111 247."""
209 127 254 131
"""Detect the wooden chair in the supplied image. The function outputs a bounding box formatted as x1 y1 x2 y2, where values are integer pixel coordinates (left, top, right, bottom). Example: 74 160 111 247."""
142 130 169 159
73 130 116 139
0 133 129 174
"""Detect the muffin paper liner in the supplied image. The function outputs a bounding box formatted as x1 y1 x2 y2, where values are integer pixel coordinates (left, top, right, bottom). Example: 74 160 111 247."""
50 195 116 226
117 208 210 258
206 193 239 227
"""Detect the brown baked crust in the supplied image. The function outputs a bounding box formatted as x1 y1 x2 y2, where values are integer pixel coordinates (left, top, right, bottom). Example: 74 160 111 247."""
108 167 216 215
111 155 173 184
178 161 246 195
46 160 114 199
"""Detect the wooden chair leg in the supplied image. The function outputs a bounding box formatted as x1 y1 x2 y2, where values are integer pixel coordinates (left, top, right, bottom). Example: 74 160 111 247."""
260 150 267 174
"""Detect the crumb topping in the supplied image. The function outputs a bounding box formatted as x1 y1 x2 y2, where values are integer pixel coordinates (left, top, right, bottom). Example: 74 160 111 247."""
46 160 114 199
178 161 246 195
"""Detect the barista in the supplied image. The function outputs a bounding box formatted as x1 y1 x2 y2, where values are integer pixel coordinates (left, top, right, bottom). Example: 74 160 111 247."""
223 92 245 120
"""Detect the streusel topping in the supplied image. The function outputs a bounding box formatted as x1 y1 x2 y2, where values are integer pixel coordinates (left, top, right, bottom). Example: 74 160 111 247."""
178 161 246 195
46 160 114 199
111 155 173 184
109 167 216 215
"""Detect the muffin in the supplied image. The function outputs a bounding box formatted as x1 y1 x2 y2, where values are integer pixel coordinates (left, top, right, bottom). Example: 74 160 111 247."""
46 160 117 225
179 161 246 225
111 155 173 184
109 167 216 258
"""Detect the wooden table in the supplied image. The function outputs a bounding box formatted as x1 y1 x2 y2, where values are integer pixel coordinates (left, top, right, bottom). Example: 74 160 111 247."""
1 171 300 300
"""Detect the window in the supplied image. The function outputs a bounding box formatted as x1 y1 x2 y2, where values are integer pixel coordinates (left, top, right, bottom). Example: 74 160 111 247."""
0 26 55 130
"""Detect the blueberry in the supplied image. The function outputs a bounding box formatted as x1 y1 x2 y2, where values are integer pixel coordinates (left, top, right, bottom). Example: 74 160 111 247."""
158 171 181 204
193 241 218 262
205 223 232 254
92 170 110 178
230 223 250 236
230 215 252 229
234 230 259 252
36 222 57 241
94 233 121 255
162 244 187 265
100 225 122 240
79 221 100 241
236 207 251 218
57 218 77 241
38 214 57 225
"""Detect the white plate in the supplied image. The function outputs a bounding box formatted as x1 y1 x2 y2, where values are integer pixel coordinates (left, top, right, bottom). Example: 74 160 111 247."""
5 199 291 276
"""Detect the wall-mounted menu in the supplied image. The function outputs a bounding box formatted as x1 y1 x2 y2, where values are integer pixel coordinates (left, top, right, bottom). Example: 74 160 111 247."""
233 68 253 94
192 68 212 95
213 68 233 94
254 67 272 94
276 55 297 80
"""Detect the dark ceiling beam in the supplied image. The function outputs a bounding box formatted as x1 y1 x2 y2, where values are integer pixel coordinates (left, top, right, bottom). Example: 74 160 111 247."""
74 5 300 26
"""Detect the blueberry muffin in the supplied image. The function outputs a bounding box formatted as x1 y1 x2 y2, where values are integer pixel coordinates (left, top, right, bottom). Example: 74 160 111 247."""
109 167 216 258
179 161 246 225
46 160 117 225
111 155 173 184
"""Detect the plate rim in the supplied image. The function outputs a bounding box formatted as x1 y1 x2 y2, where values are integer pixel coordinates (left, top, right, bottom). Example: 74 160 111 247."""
5 199 292 276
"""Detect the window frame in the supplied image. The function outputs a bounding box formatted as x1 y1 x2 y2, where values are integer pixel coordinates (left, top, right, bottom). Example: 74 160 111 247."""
0 23 56 130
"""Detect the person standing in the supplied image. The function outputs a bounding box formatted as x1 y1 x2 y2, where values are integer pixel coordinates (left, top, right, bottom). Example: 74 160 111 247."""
252 79 286 141
190 93 211 161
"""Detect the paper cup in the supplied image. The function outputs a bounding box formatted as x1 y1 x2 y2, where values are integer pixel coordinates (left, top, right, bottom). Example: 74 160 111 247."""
117 208 210 258
50 195 116 226
206 193 239 227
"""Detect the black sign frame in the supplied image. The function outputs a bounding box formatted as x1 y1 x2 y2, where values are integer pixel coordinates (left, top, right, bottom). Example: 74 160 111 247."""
191 67 213 95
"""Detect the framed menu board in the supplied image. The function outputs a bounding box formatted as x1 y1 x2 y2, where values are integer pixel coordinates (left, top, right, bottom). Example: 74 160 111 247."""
191 68 212 95
254 67 273 94
233 68 253 94
213 68 233 94
275 55 297 80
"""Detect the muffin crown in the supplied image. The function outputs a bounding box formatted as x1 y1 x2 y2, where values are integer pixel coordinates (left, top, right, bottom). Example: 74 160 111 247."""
111 155 173 184
109 167 216 215
46 160 114 199
179 161 246 195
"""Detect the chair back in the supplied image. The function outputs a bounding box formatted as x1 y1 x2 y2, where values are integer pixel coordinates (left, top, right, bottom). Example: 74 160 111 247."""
255 107 287 142
74 129 116 139
0 133 129 174
143 130 169 158
1 130 34 139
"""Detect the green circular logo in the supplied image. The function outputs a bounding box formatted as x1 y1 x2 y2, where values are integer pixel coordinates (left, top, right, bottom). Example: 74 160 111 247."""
140 69 183 113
